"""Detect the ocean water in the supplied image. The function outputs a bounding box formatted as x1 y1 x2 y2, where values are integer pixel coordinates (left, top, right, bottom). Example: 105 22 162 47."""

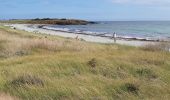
43 21 170 41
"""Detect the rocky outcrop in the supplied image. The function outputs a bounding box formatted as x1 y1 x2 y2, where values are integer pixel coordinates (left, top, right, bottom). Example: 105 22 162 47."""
29 18 94 25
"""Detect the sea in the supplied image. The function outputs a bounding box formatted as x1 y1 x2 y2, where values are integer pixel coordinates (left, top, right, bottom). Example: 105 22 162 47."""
42 21 170 41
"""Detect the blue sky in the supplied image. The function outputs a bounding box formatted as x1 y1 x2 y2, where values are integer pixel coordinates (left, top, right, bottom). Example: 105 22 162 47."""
1 0 170 20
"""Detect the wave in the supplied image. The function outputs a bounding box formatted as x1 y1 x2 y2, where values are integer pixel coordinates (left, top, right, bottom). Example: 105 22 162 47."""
40 25 170 42
42 26 70 32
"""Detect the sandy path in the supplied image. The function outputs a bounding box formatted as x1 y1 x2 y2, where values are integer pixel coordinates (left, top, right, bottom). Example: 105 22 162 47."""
0 93 18 100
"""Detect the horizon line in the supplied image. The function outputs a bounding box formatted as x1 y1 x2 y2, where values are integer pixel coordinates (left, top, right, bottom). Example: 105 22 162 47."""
1 18 170 22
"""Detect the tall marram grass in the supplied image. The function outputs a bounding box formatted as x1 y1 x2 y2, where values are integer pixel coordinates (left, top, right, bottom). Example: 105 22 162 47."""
0 30 87 58
143 42 170 52
0 25 170 100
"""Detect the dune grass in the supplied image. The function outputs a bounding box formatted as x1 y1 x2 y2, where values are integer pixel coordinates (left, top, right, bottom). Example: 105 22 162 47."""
0 25 170 100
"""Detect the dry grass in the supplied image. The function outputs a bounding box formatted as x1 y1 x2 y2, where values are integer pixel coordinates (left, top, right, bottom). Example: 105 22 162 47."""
0 29 87 58
142 42 170 52
0 25 170 100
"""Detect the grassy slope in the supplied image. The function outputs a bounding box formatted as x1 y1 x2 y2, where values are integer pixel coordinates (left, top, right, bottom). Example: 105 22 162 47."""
0 25 170 100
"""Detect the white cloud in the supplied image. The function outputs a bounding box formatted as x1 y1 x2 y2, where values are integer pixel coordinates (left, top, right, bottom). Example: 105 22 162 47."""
111 0 170 5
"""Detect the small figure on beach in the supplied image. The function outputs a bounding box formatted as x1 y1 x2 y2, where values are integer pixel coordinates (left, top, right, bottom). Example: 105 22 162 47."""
75 35 79 40
113 32 117 43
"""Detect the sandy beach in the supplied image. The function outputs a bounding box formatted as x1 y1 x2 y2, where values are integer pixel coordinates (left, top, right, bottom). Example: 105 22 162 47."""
5 24 158 47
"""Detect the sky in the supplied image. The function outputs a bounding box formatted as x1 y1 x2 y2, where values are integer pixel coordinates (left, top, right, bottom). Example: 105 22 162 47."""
1 0 170 21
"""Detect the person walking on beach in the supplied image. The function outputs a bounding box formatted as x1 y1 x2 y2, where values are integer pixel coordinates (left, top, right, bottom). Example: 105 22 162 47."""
113 32 117 43
75 35 79 40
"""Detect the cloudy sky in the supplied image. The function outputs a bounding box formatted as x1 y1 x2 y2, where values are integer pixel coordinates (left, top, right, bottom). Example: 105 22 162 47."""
0 0 170 20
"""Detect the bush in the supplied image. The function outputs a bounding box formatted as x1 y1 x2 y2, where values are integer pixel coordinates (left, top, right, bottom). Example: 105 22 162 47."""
10 75 44 87
88 58 97 68
121 83 139 94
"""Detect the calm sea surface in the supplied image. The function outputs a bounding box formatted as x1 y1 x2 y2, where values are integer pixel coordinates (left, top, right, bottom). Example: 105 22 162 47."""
44 21 170 41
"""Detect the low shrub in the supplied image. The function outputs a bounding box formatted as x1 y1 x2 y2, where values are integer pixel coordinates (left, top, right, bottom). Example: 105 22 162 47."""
88 58 97 68
121 83 139 94
10 75 44 87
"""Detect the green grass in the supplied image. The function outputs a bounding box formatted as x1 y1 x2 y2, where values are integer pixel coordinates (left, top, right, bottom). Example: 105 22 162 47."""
0 25 170 100
0 19 89 25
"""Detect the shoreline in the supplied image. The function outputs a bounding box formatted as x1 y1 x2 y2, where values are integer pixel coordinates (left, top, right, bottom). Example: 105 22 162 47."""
4 24 165 47
42 25 168 42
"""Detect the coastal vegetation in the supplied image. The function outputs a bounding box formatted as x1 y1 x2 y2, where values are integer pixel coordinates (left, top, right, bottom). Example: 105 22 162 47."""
0 18 94 25
0 25 170 100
